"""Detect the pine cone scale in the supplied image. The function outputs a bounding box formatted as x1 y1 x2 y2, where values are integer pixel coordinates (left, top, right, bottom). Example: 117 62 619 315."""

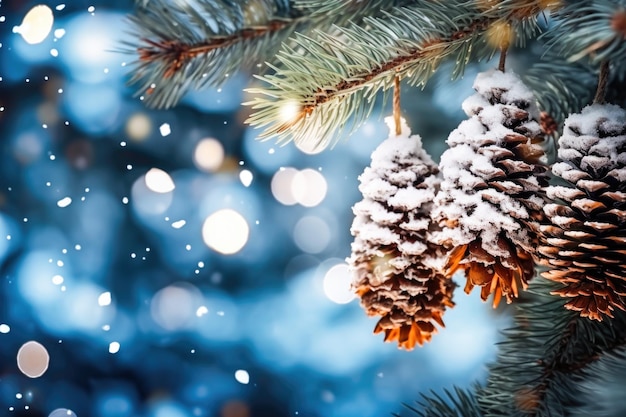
539 104 626 321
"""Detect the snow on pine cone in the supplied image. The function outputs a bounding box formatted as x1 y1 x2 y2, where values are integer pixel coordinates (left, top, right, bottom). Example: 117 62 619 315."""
538 104 626 321
432 69 548 307
348 117 455 350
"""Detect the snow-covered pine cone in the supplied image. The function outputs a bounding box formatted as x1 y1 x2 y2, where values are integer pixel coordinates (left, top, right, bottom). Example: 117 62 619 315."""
348 117 455 350
433 69 548 307
538 104 626 321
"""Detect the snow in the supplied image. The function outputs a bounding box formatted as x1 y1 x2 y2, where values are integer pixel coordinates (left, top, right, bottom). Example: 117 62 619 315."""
558 104 626 172
350 117 438 265
433 70 544 256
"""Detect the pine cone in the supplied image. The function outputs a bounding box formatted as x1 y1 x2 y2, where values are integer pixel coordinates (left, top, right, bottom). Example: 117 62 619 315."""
349 117 455 350
538 104 626 321
433 69 548 307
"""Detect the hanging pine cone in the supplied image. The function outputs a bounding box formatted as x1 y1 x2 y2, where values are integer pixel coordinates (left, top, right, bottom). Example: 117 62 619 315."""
432 69 548 307
348 117 455 350
538 104 626 321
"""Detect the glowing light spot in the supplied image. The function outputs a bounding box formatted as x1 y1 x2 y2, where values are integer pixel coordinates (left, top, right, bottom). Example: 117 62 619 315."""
57 197 72 208
202 209 249 255
193 138 224 172
171 220 186 229
151 283 200 331
50 48 58 57
234 369 250 385
15 5 54 45
239 170 253 187
48 408 77 417
0 324 10 333
51 275 64 285
296 137 328 155
98 291 111 306
159 123 171 137
293 216 331 254
144 168 175 193
108 342 120 354
271 167 298 205
292 169 327 207
54 28 65 38
125 113 152 141
323 263 355 304
279 100 301 125
17 341 49 378
196 306 209 317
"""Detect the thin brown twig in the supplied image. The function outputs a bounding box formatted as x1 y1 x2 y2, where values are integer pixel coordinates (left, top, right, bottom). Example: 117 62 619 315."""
393 75 401 136
593 60 610 104
137 20 291 79
302 16 494 113
498 45 508 72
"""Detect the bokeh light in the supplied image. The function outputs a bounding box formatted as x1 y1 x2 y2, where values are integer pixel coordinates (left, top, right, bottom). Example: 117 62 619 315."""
293 216 331 254
131 173 174 215
145 168 176 193
292 168 327 207
49 409 77 417
323 263 355 304
151 283 202 331
15 5 54 45
202 209 249 255
17 340 50 378
271 167 298 205
125 112 152 141
193 138 224 172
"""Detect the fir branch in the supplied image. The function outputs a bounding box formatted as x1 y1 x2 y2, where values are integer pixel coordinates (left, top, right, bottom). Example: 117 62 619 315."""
293 0 419 17
478 277 626 417
523 59 595 125
406 387 483 417
544 0 626 64
246 0 553 148
571 347 626 417
124 0 311 108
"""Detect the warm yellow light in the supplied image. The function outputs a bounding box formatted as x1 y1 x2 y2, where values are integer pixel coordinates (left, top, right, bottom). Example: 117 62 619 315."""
486 20 515 50
125 113 152 141
15 5 54 45
202 209 249 255
279 100 301 124
144 168 175 193
194 138 224 172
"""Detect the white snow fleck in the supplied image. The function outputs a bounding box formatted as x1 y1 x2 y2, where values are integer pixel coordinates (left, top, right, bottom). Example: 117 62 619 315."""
196 306 208 317
56 197 72 208
159 123 171 137
50 48 58 57
56 4 66 11
51 275 64 285
108 342 120 354
234 369 250 384
54 28 65 38
171 220 186 229
0 324 10 333
239 169 253 187
98 292 111 306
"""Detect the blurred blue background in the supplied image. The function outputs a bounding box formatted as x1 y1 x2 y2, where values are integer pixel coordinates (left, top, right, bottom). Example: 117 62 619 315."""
0 2 508 416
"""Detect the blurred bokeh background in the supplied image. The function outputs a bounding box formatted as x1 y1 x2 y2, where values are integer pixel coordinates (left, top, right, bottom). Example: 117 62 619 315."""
0 1 509 416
